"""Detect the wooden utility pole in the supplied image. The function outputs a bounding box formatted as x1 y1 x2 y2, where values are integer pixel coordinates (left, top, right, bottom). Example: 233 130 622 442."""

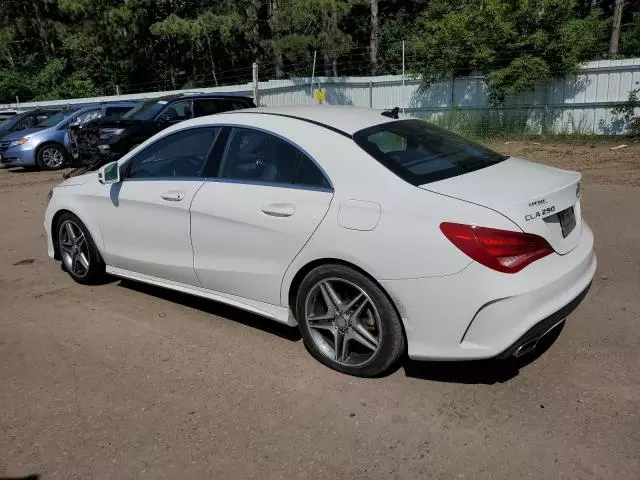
609 0 625 58
370 0 379 75
269 0 284 79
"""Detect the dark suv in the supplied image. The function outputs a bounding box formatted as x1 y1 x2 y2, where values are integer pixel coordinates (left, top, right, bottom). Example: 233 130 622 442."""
70 93 255 165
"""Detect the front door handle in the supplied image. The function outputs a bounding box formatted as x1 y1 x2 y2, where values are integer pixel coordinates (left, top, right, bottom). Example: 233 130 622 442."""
161 190 185 202
261 203 296 218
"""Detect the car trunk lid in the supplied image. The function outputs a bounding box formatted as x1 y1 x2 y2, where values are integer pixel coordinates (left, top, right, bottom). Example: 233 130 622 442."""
421 157 582 254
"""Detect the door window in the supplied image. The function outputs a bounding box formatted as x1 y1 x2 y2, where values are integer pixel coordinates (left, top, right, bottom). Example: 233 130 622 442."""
106 106 134 118
76 109 103 125
158 100 192 122
193 99 225 117
217 128 330 189
127 127 220 179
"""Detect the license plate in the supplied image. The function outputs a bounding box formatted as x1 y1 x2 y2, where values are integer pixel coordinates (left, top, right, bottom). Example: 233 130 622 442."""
558 206 576 238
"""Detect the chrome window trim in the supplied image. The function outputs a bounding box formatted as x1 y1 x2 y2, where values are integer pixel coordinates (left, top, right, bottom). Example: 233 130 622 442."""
203 177 333 193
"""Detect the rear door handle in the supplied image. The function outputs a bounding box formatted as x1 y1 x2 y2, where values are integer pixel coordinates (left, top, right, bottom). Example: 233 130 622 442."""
261 203 296 218
161 190 185 202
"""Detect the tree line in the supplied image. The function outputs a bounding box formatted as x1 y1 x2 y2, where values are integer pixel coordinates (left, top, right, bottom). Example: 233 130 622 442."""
1 0 639 104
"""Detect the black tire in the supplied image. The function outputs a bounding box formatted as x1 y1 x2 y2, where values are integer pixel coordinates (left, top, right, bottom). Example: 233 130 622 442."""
295 264 405 377
36 142 68 171
55 212 106 285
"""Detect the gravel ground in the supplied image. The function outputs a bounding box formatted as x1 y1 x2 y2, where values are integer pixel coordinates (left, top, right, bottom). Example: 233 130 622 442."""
1 140 639 479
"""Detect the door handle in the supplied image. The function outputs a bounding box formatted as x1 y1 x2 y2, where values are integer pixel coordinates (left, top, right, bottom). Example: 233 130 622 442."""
160 190 185 202
261 203 296 218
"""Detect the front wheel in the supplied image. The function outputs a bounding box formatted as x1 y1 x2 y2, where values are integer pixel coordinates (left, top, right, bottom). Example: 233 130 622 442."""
296 264 406 377
36 143 67 170
56 212 106 284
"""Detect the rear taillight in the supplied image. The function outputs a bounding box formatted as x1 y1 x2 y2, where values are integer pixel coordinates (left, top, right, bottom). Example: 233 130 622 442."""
440 222 554 273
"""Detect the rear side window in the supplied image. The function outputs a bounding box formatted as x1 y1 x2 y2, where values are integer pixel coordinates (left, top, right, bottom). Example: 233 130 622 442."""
194 99 252 117
194 99 224 117
217 127 330 189
354 119 507 185
224 99 253 110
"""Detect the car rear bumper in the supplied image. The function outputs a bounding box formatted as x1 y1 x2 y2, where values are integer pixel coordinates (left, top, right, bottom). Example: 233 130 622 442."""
494 283 590 359
381 222 596 361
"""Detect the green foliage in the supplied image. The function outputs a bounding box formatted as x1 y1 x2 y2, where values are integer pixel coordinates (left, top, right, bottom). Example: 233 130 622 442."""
620 12 640 57
411 0 610 104
0 0 638 104
611 89 640 136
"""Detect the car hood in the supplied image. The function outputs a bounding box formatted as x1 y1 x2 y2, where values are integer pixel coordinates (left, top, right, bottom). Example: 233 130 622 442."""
58 171 95 187
2 127 47 141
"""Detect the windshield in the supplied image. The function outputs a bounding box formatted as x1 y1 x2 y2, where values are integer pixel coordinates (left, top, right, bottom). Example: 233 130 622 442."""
37 109 82 128
353 119 507 186
122 100 166 120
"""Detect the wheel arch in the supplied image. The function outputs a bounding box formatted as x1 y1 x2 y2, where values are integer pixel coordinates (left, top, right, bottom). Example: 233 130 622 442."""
37 140 68 155
36 141 69 169
51 208 74 260
286 258 407 336
50 207 104 261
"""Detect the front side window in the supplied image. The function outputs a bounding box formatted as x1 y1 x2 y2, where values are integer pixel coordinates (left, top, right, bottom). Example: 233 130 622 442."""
76 109 103 125
217 127 330 188
127 127 219 179
106 106 134 118
354 119 507 185
122 100 165 120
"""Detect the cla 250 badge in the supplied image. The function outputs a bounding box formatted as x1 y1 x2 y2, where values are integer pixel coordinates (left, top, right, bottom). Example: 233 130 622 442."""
525 205 555 221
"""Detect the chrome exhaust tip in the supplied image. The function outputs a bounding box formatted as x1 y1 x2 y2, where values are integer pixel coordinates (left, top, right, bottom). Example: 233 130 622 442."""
513 338 539 358
511 318 566 358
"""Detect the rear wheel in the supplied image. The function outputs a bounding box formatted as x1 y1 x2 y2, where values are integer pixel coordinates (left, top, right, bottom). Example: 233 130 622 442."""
296 264 405 377
36 143 67 170
56 212 105 284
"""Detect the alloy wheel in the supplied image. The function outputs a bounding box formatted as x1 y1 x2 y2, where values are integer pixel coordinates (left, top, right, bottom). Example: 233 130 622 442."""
304 278 382 367
58 220 90 278
42 147 65 169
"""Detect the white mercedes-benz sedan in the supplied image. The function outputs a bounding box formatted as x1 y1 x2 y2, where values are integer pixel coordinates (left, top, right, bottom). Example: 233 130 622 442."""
44 106 596 377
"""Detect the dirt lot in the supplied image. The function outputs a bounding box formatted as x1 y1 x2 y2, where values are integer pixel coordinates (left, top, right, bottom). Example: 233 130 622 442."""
1 140 639 479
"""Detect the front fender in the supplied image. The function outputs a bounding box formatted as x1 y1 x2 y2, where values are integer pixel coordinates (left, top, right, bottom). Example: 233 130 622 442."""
45 185 105 258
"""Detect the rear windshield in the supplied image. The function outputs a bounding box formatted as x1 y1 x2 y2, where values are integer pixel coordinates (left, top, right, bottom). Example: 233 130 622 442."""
353 119 507 185
37 108 82 128
122 100 166 120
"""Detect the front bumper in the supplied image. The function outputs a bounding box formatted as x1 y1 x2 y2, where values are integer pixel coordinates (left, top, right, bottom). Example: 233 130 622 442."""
0 144 37 166
382 222 597 361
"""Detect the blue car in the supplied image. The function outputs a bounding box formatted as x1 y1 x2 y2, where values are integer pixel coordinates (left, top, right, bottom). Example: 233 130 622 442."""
0 108 62 141
0 102 137 170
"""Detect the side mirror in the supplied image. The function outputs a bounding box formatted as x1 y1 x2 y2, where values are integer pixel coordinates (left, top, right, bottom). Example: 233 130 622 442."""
98 161 120 185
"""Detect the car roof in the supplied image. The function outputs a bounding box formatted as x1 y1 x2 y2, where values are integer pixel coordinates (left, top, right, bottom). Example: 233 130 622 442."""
154 93 254 102
222 105 401 136
5 108 60 119
65 101 137 112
